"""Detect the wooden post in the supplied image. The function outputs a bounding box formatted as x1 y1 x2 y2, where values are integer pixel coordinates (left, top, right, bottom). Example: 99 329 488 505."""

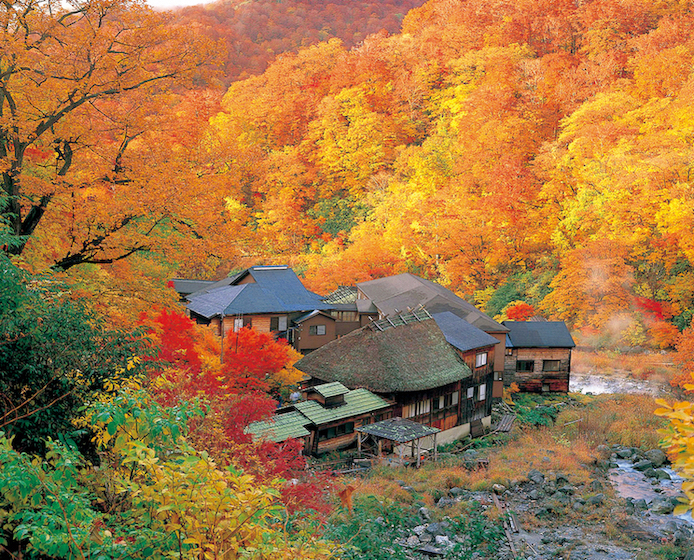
357 432 362 456
378 439 382 457
220 313 225 364
416 438 421 468
434 433 438 462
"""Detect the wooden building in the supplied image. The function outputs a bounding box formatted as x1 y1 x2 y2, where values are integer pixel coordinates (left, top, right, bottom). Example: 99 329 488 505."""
355 274 509 392
502 321 576 393
295 311 495 444
245 382 391 455
185 266 352 353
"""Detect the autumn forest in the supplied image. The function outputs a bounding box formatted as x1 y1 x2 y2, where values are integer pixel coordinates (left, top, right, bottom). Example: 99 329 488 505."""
3 0 694 556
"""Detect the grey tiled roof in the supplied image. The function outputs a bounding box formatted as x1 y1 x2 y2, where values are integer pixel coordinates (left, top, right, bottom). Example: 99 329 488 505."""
170 279 215 296
357 417 439 443
357 274 508 333
432 311 500 353
503 321 576 348
186 266 331 319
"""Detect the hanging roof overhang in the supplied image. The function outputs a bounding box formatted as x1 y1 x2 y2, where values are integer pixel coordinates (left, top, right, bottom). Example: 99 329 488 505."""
356 417 440 443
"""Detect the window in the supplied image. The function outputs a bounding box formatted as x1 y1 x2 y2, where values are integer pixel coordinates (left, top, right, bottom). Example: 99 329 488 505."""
543 360 561 372
467 387 475 399
506 347 513 356
516 360 534 372
233 318 243 332
479 384 486 402
318 422 354 441
475 352 487 368
270 316 288 331
309 324 326 336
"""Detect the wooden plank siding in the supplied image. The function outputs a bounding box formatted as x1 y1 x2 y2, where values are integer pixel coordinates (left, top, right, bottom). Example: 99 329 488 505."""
309 412 391 455
504 347 572 393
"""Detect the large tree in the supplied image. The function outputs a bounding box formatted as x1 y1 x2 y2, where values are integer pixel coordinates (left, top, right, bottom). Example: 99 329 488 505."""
0 0 221 270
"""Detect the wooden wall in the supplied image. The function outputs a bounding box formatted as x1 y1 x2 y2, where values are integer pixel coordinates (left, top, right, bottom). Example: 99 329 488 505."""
504 347 572 393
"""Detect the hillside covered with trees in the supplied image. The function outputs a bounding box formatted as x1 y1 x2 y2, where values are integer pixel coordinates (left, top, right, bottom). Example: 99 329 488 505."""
6 0 694 557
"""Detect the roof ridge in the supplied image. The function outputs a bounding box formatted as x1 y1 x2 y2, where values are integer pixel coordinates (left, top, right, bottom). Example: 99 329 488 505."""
368 307 433 332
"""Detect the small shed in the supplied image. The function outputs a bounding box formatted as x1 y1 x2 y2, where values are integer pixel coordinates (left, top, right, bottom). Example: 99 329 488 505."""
356 417 440 468
502 320 576 393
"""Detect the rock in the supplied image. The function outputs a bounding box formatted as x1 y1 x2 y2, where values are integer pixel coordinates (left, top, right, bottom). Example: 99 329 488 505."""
435 535 453 548
589 479 604 491
405 535 420 547
572 501 584 512
684 551 694 560
527 469 545 485
419 507 431 521
558 485 576 495
374 517 385 525
436 497 456 508
417 544 443 556
643 467 658 478
426 522 443 535
633 498 648 510
633 459 653 471
645 449 667 468
528 489 544 500
449 487 465 497
401 486 415 493
616 448 634 459
413 525 427 536
655 469 671 480
555 473 570 485
651 498 675 515
419 532 433 543
587 493 604 506
492 484 507 495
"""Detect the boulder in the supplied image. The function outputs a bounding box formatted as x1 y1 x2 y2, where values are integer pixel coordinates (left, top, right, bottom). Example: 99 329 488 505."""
587 493 605 506
651 498 675 515
644 449 667 468
527 469 545 485
655 469 671 480
633 459 653 472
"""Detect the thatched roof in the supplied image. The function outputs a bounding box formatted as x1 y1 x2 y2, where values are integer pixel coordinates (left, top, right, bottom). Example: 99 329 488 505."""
295 317 472 393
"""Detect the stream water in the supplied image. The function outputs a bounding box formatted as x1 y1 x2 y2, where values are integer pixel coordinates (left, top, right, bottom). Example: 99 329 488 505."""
609 460 693 525
569 373 672 396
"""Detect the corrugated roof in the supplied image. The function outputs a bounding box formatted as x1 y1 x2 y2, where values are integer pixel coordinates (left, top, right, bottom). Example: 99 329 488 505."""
170 279 215 296
186 266 331 319
245 411 311 443
186 285 246 319
295 318 472 393
432 311 500 353
357 417 440 443
294 388 390 425
357 274 508 333
323 286 358 304
503 321 576 348
310 381 349 398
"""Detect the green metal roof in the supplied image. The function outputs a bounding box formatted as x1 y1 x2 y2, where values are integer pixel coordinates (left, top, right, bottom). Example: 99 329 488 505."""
245 411 310 443
311 382 349 398
357 417 440 443
294 389 390 425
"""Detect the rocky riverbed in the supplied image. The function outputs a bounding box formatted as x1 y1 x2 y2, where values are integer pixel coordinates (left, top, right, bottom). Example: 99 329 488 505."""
367 444 694 560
